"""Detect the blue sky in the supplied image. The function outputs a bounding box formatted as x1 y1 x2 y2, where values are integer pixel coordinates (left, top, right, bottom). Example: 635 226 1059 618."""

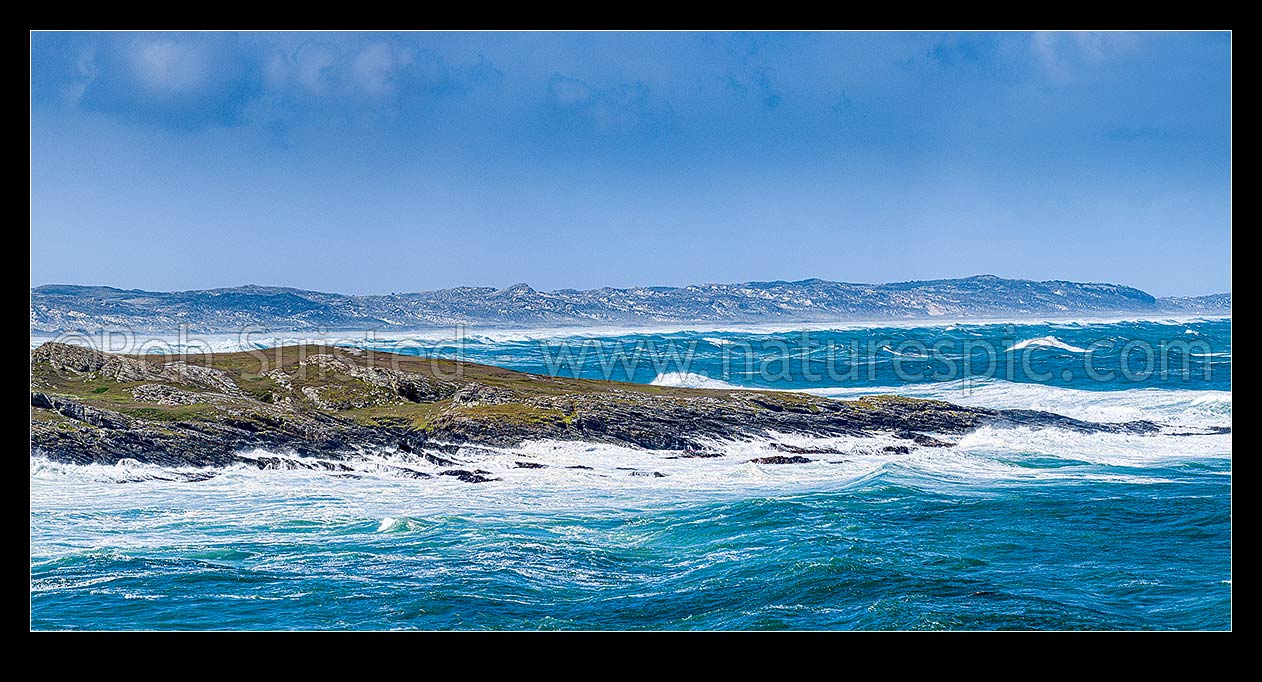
30 31 1231 296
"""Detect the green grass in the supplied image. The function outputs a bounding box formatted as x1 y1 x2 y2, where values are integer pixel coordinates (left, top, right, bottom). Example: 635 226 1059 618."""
33 343 947 429
31 407 72 423
122 405 221 422
452 403 568 425
345 401 448 429
857 394 956 409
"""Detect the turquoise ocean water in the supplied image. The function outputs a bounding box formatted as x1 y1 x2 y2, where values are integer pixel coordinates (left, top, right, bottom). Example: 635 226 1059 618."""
31 317 1231 629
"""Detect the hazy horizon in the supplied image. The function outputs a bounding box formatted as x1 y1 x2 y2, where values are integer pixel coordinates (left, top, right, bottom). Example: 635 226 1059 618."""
28 272 1231 298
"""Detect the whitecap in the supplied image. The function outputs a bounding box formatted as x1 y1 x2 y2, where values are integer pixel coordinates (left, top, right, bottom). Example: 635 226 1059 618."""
808 378 1230 430
1008 336 1089 353
649 371 741 389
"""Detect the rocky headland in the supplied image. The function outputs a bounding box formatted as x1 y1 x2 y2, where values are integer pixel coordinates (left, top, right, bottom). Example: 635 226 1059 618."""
31 342 1189 476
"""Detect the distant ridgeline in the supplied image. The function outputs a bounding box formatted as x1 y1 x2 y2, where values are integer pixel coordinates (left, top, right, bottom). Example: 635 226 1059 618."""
30 275 1232 334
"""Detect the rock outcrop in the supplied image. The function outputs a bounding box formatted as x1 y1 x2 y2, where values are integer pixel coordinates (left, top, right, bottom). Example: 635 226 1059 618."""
31 342 1179 469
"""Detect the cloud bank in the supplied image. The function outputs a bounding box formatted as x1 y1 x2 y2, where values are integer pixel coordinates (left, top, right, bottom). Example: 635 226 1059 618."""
32 32 503 133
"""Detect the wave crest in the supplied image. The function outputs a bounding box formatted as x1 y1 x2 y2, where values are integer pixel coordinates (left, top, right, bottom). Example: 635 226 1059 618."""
649 372 740 389
1009 336 1089 353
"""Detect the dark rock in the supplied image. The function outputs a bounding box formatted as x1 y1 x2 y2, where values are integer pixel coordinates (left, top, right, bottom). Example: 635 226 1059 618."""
749 398 785 412
439 469 497 483
419 451 457 466
771 443 841 455
749 455 812 464
515 461 545 469
32 392 129 430
882 445 911 454
386 466 432 479
30 342 1174 470
998 409 1161 434
1168 426 1232 436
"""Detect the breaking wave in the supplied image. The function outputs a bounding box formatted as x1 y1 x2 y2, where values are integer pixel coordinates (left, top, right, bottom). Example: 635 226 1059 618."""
1009 336 1089 353
649 371 741 389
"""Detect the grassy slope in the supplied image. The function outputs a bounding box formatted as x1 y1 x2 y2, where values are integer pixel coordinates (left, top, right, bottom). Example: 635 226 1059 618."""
32 343 894 433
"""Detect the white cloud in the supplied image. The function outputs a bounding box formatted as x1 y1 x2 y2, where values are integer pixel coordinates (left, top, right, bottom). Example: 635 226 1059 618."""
294 43 338 96
351 42 396 97
262 50 290 90
1033 31 1141 81
35 33 502 133
546 74 655 133
131 39 210 95
548 75 591 107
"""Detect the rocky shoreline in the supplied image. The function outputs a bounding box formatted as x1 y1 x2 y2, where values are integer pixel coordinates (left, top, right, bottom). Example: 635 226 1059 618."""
31 342 1187 474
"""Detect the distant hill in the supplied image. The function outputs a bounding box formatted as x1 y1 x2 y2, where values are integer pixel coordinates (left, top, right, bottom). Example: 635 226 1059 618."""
30 275 1231 334
1150 293 1233 314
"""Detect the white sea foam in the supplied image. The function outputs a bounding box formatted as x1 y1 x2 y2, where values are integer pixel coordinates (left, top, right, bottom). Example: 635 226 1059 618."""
1008 336 1089 353
29 318 1232 553
649 371 742 389
30 313 1229 353
29 456 230 484
375 517 430 533
31 407 1230 514
30 411 1230 569
953 425 1229 468
809 378 1230 430
31 362 1231 513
